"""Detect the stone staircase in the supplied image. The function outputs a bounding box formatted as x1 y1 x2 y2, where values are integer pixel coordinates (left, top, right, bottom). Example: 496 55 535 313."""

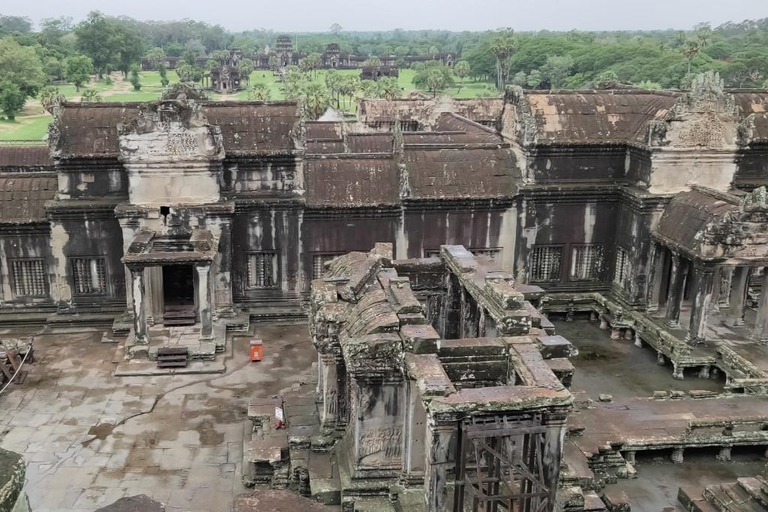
680 475 768 511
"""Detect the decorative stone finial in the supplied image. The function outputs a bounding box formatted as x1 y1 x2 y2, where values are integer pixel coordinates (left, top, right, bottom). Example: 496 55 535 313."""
740 186 768 213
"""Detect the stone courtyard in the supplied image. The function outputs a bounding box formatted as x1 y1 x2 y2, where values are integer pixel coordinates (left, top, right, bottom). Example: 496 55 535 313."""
0 322 315 512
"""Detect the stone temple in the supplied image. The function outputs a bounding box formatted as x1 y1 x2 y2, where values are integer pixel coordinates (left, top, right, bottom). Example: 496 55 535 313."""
3 72 768 510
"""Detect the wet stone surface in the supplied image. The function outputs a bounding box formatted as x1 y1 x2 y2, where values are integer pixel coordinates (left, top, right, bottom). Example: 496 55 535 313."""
555 317 724 400
0 322 316 512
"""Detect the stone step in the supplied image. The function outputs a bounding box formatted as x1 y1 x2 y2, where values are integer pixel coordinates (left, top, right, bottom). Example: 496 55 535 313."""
738 477 768 507
156 360 188 368
309 450 341 506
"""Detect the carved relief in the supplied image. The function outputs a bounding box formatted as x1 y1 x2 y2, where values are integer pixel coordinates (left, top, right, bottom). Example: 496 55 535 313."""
358 426 403 463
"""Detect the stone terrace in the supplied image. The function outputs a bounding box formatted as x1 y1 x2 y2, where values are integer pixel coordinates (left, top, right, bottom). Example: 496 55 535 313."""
0 322 316 512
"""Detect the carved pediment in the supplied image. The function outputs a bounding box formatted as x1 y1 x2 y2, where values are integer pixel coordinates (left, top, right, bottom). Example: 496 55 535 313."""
648 72 738 149
117 98 224 163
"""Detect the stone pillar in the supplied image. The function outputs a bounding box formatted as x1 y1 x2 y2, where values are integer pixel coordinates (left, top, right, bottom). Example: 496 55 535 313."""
424 422 453 512
673 364 684 380
754 269 768 344
542 414 568 506
624 451 636 464
320 355 338 430
646 243 665 313
665 253 688 329
671 447 684 464
726 266 751 327
686 264 716 345
716 446 732 462
196 264 214 341
401 380 427 484
718 267 734 309
130 267 148 344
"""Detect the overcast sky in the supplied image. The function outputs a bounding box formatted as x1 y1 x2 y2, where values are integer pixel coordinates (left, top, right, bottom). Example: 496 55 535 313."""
4 0 767 32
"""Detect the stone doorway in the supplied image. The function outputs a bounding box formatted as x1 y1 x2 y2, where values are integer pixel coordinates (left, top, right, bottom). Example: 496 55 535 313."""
162 265 197 326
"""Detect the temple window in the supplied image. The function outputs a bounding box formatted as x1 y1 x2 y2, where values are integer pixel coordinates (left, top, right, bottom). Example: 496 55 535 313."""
614 247 633 289
312 253 342 280
530 245 562 282
71 257 107 295
10 259 46 298
471 247 501 262
247 252 278 289
570 244 604 281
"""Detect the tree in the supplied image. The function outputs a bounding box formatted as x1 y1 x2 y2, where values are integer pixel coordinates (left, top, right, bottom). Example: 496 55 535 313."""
43 57 65 83
114 24 144 78
541 55 574 89
0 81 26 120
302 81 330 120
413 63 455 97
129 64 141 91
0 37 45 97
268 54 280 72
395 59 408 69
526 70 542 89
145 47 166 69
454 61 470 93
238 59 254 86
247 82 271 101
81 89 102 102
429 46 439 58
490 29 517 90
0 16 33 36
176 62 197 83
303 52 322 79
330 23 343 35
682 41 701 76
411 62 426 72
512 71 527 87
65 55 94 91
325 69 342 107
364 57 382 68
39 86 64 112
75 11 119 78
378 77 401 100
158 63 169 87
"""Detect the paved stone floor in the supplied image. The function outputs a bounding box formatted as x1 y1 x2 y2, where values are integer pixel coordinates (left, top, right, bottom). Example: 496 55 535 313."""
0 322 316 512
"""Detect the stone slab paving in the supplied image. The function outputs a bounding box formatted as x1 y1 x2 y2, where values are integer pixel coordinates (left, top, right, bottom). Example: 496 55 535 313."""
0 322 316 512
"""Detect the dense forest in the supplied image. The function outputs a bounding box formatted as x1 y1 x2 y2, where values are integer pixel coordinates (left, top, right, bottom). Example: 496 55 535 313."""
1 12 768 120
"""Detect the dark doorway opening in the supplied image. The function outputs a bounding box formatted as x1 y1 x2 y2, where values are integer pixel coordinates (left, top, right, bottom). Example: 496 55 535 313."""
163 265 197 326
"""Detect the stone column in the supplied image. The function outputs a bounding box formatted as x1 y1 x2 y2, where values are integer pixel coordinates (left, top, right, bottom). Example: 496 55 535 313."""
196 264 214 342
424 422 453 512
726 266 751 327
542 414 568 505
130 267 148 344
401 380 427 485
646 242 665 313
754 269 768 343
686 264 716 345
665 253 688 328
320 355 338 430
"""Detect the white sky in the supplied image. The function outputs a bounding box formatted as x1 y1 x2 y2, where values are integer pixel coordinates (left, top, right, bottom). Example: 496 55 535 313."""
4 0 767 32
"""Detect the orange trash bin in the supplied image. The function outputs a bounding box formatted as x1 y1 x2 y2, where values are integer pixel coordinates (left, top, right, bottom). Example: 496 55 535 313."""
250 339 263 362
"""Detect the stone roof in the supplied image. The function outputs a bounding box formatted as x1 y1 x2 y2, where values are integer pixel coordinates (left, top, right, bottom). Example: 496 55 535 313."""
403 146 518 200
507 89 680 146
654 186 768 263
733 91 768 144
0 145 54 171
347 133 393 153
358 97 503 125
54 101 300 158
0 173 57 223
305 156 399 208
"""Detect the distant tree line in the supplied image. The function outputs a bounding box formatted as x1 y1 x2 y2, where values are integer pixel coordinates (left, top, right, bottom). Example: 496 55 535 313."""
3 12 768 120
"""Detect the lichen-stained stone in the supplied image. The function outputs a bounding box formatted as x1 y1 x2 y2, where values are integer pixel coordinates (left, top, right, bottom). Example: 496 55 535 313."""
0 448 27 512
95 495 165 512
